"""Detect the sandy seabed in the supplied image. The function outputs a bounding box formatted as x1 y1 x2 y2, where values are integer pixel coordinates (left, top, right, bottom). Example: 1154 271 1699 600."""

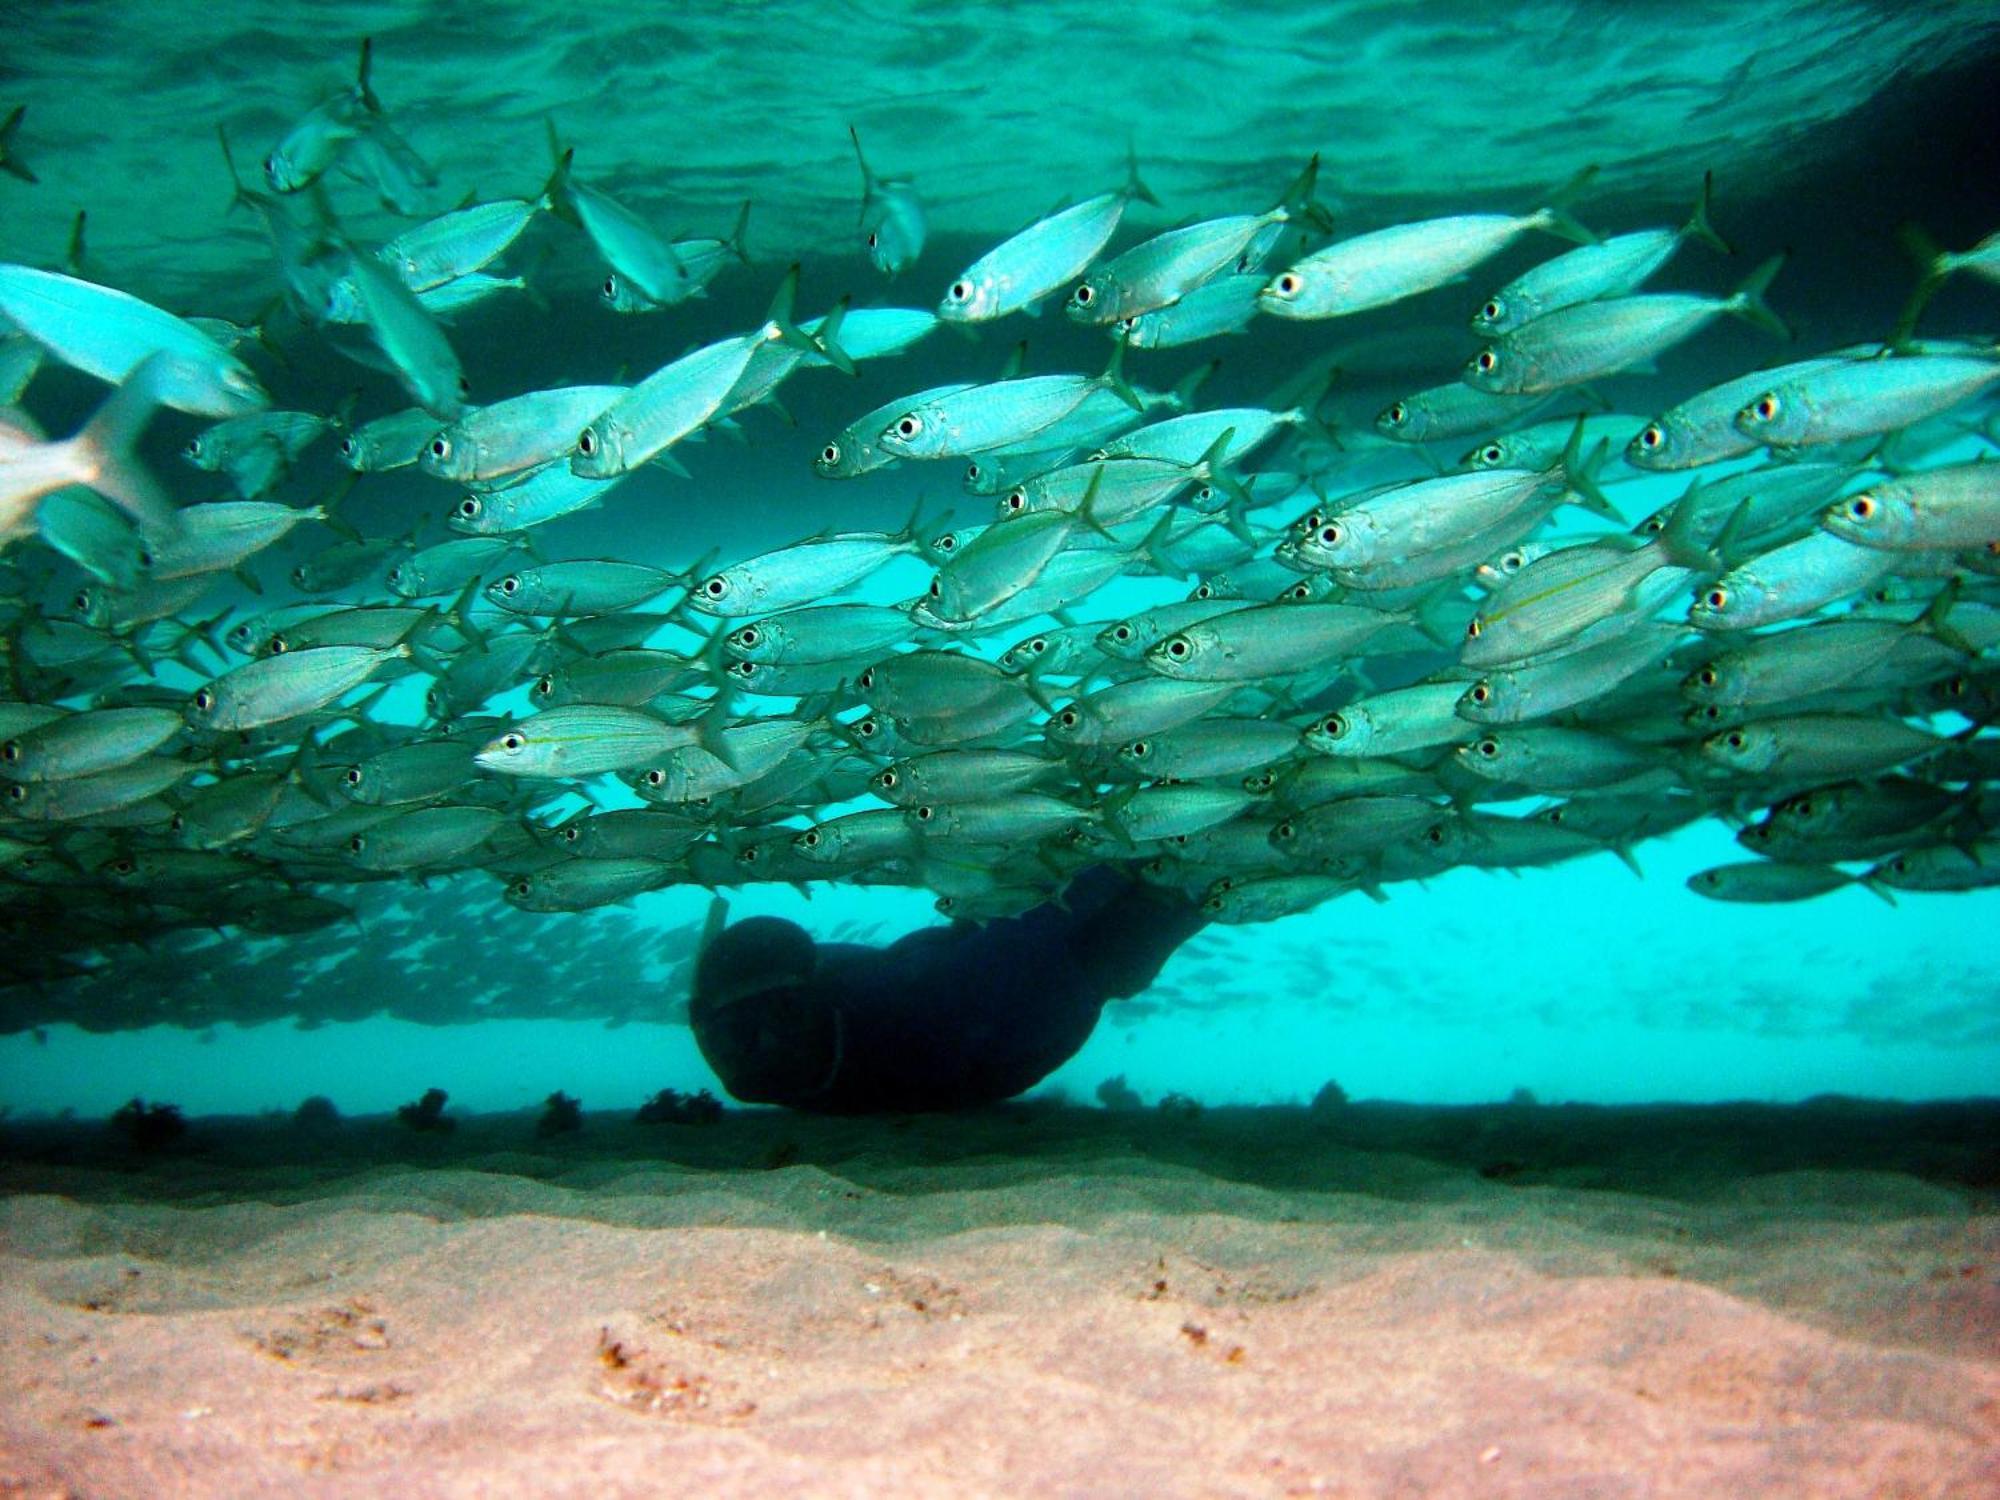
0 1100 1995 1499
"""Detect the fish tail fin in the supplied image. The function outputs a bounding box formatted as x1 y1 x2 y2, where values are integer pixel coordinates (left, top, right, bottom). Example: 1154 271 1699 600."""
1275 152 1322 221
1103 332 1142 412
62 211 88 276
1726 253 1789 339
1171 358 1220 410
355 37 383 114
541 121 579 227
1889 225 1948 345
848 125 875 219
216 125 247 213
1858 876 1898 907
1556 419 1619 519
1683 170 1731 255
1121 140 1159 208
66 356 180 538
1135 508 1184 579
725 199 752 266
0 105 37 185
1073 465 1120 543
810 295 853 375
1535 164 1600 245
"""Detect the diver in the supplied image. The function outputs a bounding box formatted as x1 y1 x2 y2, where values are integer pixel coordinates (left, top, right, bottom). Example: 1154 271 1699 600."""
688 866 1206 1114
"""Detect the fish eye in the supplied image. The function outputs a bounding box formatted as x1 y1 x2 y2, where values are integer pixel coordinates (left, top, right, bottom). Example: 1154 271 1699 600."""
934 533 957 554
737 626 760 647
73 588 93 613
1697 666 1718 686
928 577 942 597
1111 625 1133 643
533 674 555 697
501 733 525 752
1384 403 1406 426
430 437 449 460
963 463 982 485
1753 395 1778 421
949 281 971 303
1724 731 1746 749
1115 318 1135 334
458 496 482 519
1320 714 1346 737
110 856 137 876
0 741 16 762
1704 587 1728 610
866 232 878 249
1073 284 1093 306
136 548 154 569
269 636 289 653
1476 350 1498 373
896 416 920 439
1318 523 1341 545
857 667 875 689
1164 637 1191 659
1848 494 1877 521
820 443 840 465
560 825 581 843
1283 582 1312 601
1475 737 1500 758
1003 490 1026 513
498 576 520 595
1639 424 1664 449
854 718 878 738
603 275 617 298
193 688 215 712
1193 583 1213 600
704 577 728 598
800 830 820 847
913 804 934 821
1465 618 1483 639
387 566 404 585
1058 710 1079 729
457 375 470 397
1273 273 1300 297
1796 798 1817 817
1274 820 1295 840
343 767 363 785
643 769 666 786
1481 300 1502 322
511 878 532 897
185 437 202 459
877 769 898 788
1546 807 1567 825
1424 823 1446 846
1480 444 1503 465
347 835 366 854
1128 740 1150 758
578 429 597 457
1469 683 1491 705
291 567 309 585
169 813 185 832
426 689 443 712
729 660 755 679
3 784 22 803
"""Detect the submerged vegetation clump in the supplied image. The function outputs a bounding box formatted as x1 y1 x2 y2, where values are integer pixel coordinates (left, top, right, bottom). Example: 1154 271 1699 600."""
109 1096 186 1151
395 1087 454 1133
536 1090 584 1136
635 1088 724 1125
292 1094 342 1128
1096 1076 1144 1112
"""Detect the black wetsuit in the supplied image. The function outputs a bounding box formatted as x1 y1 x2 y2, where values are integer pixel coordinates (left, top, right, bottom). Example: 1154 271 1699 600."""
689 867 1205 1114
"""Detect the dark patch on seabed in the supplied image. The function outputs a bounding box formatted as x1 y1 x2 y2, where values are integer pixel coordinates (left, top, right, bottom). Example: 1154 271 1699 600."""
5 1098 1996 1206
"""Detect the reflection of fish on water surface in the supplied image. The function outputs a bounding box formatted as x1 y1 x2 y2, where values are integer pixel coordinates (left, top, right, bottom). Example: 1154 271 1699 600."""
0 16 1996 1033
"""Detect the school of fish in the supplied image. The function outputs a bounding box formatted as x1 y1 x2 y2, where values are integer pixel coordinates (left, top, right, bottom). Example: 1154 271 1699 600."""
3 42 2000 1003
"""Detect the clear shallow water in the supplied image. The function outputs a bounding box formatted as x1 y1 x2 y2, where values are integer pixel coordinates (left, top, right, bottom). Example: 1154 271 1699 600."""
2 3 1999 1121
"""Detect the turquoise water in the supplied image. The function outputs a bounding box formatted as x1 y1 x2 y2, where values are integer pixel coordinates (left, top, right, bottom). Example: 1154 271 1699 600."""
2 3 1998 1123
